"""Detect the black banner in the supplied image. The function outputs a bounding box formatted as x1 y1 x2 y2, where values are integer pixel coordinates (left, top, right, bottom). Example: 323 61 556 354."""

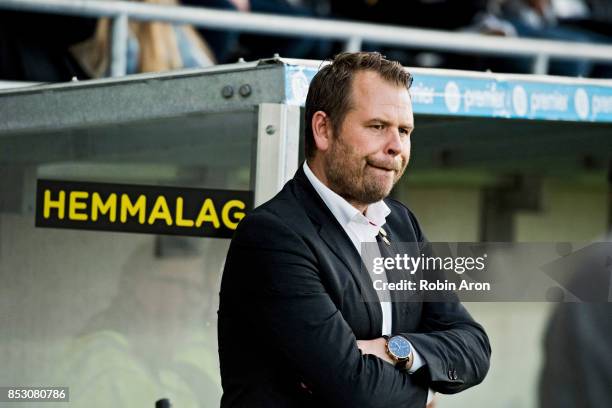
35 179 253 238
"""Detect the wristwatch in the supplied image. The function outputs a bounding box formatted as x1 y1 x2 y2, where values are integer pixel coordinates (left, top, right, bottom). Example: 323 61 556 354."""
383 334 414 371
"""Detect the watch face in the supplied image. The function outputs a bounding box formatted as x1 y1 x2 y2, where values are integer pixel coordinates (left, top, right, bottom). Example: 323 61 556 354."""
388 336 411 359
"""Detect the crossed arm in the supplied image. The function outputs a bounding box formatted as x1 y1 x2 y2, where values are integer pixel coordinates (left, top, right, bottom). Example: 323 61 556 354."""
229 211 490 407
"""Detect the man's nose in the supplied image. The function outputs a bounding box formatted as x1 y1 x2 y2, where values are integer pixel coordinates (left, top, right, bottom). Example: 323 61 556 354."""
385 128 403 156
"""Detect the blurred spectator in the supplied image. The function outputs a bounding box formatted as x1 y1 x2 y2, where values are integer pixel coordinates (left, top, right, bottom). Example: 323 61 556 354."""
72 0 214 78
239 0 333 61
560 0 612 31
587 0 612 22
492 0 612 76
3 0 610 79
329 0 490 69
56 238 222 408
554 0 612 77
540 302 612 408
0 11 96 81
539 238 612 408
184 0 332 63
181 0 243 63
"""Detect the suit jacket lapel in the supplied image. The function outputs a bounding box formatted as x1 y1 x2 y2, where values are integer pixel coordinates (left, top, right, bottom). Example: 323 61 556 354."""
292 166 383 336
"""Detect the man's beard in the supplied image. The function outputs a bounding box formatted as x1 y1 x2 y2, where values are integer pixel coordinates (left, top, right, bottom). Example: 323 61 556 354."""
324 136 406 207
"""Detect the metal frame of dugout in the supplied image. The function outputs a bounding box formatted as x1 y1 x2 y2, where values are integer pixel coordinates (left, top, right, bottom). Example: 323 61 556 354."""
1 57 612 227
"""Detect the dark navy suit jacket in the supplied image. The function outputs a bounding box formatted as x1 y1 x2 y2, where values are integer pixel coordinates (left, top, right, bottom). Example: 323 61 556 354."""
218 166 491 407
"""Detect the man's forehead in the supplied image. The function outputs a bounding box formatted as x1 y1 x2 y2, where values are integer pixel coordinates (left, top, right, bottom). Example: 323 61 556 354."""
351 90 413 122
350 71 411 105
352 70 409 90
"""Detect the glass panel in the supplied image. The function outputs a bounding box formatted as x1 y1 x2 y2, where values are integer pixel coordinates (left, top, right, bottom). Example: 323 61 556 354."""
0 109 256 408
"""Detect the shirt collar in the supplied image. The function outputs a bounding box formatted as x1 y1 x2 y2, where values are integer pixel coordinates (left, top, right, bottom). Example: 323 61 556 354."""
302 161 390 228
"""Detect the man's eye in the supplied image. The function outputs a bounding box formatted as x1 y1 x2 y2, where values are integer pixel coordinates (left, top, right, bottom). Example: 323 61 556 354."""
399 128 411 136
371 124 384 130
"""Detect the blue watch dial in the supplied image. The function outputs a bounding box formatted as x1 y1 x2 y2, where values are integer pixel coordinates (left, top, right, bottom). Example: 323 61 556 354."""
388 335 411 359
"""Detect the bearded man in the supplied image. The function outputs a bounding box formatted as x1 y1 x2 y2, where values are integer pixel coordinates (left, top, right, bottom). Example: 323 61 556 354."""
218 52 491 407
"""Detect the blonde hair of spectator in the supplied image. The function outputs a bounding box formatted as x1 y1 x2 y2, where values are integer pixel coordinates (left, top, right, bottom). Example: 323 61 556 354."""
72 0 215 77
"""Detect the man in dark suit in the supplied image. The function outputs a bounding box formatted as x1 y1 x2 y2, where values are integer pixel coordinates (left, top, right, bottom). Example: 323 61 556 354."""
218 52 491 407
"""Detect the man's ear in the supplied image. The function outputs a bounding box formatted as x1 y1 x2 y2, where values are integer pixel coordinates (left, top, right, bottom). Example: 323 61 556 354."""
312 111 332 152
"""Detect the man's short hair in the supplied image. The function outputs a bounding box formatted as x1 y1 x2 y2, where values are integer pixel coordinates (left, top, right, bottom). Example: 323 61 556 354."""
304 52 413 159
